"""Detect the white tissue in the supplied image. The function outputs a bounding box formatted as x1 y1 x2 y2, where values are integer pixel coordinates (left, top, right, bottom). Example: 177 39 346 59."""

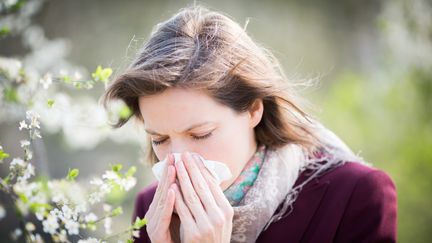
151 153 232 185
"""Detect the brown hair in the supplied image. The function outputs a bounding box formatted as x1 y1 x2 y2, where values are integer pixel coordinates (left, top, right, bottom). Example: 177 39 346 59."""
103 5 322 165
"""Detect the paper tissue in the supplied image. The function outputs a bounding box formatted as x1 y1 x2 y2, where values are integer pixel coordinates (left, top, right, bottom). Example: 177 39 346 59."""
152 153 232 185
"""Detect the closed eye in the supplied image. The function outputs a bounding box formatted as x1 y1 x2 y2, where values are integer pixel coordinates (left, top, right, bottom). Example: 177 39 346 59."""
151 131 213 146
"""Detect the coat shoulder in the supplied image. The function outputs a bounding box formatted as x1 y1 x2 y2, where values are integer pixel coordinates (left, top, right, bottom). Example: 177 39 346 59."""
307 161 396 192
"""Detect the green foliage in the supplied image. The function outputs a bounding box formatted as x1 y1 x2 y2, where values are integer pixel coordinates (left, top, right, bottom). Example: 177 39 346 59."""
0 26 10 38
47 99 55 108
110 206 123 217
318 68 432 243
3 86 19 103
132 217 147 230
0 149 10 161
112 164 123 173
92 65 112 83
66 168 79 181
119 105 132 119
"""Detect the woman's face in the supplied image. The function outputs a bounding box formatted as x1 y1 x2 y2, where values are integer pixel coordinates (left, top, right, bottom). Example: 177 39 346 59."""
138 87 263 190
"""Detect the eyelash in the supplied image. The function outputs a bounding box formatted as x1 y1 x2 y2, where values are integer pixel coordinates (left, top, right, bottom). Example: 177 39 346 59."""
152 132 213 146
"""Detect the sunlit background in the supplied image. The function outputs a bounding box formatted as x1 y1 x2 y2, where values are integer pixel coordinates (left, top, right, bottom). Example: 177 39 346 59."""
1 0 431 242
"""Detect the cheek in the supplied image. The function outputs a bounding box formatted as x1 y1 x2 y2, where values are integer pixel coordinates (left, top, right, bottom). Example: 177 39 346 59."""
152 145 169 161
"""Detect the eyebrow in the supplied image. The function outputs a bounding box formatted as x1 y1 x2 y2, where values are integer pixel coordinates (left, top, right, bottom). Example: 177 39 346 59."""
145 121 214 136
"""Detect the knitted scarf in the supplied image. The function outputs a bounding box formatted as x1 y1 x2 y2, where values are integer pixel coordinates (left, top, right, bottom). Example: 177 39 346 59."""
225 121 369 243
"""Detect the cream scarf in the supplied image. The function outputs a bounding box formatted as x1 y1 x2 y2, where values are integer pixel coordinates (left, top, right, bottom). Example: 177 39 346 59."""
230 121 369 243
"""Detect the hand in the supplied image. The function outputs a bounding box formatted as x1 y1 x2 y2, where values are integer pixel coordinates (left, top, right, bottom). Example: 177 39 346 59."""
173 151 234 243
145 154 177 243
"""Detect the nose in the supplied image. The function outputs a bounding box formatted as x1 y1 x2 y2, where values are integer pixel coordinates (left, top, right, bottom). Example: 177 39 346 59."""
169 139 192 155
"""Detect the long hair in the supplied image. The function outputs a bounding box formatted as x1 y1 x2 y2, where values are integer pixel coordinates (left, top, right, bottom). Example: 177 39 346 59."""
103 5 324 165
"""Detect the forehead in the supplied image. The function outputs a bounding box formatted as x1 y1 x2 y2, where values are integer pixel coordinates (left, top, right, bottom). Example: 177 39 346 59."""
138 87 234 130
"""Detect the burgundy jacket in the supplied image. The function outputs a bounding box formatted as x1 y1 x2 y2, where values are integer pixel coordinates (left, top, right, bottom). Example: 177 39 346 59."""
132 162 397 243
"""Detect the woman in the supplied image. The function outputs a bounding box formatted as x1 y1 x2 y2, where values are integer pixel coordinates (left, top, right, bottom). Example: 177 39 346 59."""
103 5 397 243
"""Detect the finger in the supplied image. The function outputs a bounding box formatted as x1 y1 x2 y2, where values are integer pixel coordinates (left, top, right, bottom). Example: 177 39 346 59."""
175 154 209 225
154 164 176 219
172 183 197 231
155 184 176 233
194 154 232 210
183 153 219 213
155 154 175 201
149 157 176 219
153 154 174 203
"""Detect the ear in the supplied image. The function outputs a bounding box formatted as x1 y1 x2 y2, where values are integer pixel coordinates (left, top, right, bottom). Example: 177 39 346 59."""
248 99 264 128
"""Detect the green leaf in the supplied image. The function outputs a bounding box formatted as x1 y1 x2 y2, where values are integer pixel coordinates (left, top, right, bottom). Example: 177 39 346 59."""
62 75 72 83
112 164 123 172
126 166 137 177
111 206 123 217
0 150 10 160
133 217 147 229
119 105 132 119
10 0 27 12
47 99 55 108
87 222 96 231
17 192 29 204
3 87 19 103
0 26 10 38
30 202 52 213
91 65 112 83
67 168 79 181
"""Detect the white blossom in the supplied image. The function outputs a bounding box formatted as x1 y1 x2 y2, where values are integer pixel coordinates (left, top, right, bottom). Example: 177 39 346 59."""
26 150 33 160
25 222 36 232
103 204 111 213
0 57 22 80
32 129 42 139
74 71 82 80
58 230 68 242
10 158 25 170
40 73 52 89
65 219 79 235
61 205 74 220
132 230 140 238
26 110 41 129
19 120 28 130
104 217 112 235
119 177 137 191
85 213 97 223
52 193 66 204
17 163 35 182
20 140 30 148
74 202 87 214
35 211 44 221
29 233 44 243
89 191 104 205
102 170 118 180
42 214 59 234
89 178 103 186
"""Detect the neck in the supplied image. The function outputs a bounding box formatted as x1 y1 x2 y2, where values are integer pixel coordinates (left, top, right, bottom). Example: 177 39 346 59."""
221 138 259 191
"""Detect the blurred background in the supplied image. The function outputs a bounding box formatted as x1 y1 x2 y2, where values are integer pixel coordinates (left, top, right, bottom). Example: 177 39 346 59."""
1 0 431 242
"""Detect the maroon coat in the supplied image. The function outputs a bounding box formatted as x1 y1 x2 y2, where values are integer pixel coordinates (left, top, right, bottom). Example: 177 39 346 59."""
132 162 397 242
